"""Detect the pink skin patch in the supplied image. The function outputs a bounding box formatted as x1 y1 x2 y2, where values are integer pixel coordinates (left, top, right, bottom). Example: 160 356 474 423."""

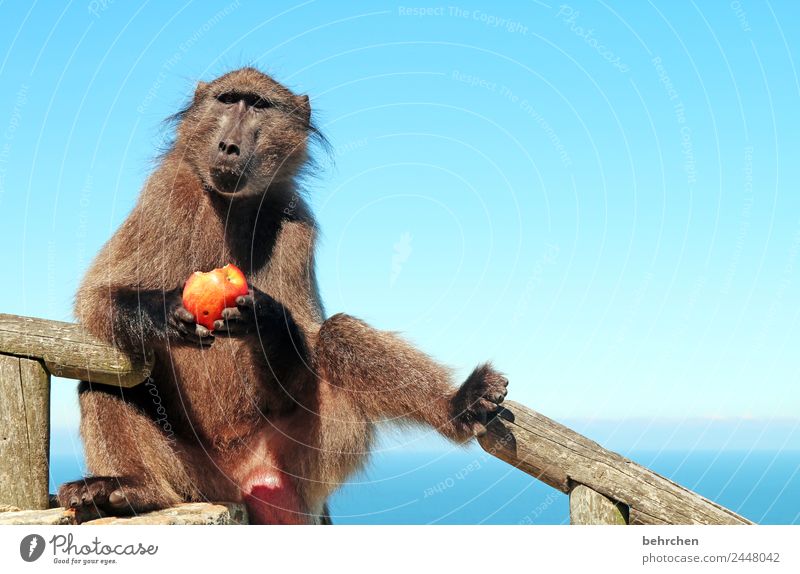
242 469 310 525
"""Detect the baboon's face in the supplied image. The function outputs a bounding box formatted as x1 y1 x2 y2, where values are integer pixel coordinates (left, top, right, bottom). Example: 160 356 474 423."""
180 68 311 196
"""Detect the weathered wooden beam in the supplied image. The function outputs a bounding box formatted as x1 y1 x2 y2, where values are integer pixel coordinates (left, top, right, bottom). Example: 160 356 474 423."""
0 355 50 509
570 484 628 524
0 314 151 387
0 502 249 525
478 401 752 525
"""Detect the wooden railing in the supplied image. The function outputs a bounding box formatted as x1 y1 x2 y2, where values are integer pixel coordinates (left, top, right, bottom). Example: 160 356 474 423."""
0 314 751 525
478 404 751 524
0 314 152 511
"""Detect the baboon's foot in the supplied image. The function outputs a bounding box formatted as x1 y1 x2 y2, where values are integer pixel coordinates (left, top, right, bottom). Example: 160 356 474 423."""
58 476 167 523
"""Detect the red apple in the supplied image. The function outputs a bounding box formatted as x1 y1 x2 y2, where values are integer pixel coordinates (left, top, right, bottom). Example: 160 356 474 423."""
182 264 249 330
219 263 249 306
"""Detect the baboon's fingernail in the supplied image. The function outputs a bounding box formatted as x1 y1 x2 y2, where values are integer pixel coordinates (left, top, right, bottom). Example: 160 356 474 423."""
108 490 127 507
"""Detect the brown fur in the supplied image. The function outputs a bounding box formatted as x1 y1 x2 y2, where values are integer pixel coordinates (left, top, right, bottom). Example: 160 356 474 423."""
58 67 508 524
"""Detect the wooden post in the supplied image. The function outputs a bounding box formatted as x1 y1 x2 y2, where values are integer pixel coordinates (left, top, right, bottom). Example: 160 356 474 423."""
570 484 629 524
0 354 50 509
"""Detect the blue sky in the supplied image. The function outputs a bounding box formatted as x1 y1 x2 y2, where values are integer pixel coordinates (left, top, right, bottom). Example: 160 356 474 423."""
0 1 798 453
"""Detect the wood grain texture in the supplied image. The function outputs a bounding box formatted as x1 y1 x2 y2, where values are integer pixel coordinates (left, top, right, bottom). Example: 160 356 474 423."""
0 356 50 509
83 502 249 525
478 401 752 525
570 484 628 524
0 502 248 525
0 314 152 387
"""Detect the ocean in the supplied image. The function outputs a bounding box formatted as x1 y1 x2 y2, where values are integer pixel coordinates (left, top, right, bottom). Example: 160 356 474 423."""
48 446 799 525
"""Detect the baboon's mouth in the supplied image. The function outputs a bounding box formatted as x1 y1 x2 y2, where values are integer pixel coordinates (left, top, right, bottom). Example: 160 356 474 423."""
210 167 248 194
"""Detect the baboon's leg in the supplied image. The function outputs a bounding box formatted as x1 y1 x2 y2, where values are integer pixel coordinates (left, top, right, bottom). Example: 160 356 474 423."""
57 382 198 522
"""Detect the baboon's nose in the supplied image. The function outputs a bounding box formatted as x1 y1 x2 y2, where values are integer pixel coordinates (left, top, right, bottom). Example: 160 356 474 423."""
218 140 241 156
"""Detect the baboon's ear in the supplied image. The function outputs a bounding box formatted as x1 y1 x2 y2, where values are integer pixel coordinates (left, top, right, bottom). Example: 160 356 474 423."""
295 94 311 125
194 81 209 100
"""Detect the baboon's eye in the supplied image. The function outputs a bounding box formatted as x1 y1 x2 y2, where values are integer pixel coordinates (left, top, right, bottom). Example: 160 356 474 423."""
217 92 238 105
242 93 270 109
250 96 270 110
216 92 272 110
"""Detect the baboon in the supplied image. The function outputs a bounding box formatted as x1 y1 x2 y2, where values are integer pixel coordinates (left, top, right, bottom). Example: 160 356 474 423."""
58 67 509 524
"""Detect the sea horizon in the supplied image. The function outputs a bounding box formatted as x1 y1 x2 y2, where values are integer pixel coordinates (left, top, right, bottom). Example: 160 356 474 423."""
48 446 799 525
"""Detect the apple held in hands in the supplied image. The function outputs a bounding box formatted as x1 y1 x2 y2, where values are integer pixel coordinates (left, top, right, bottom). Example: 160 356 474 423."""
217 263 250 307
182 264 249 330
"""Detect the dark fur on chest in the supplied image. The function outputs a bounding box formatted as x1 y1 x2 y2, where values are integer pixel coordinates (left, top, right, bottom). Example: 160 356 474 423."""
96 166 319 448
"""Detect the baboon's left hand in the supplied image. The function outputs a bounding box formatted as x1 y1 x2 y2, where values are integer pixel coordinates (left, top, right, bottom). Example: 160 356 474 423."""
213 287 281 336
451 364 509 438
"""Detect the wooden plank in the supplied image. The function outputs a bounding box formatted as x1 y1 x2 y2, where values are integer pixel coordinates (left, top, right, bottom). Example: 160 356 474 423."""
0 502 249 525
19 358 50 510
0 356 50 509
570 484 628 524
84 502 249 525
0 355 28 508
629 508 670 525
478 401 752 525
0 314 151 387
